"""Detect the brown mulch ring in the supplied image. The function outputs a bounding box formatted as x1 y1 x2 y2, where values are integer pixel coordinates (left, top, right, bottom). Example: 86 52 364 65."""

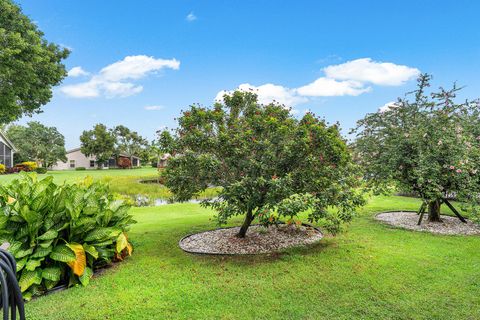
375 211 480 235
179 224 323 255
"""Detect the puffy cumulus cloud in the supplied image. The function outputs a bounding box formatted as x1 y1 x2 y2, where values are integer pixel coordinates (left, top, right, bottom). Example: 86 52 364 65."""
60 55 180 98
215 58 419 107
216 83 308 107
68 66 89 77
324 58 420 86
296 78 370 97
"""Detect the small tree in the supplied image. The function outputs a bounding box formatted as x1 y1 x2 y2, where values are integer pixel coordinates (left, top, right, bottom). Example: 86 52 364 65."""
352 74 480 223
113 125 148 167
164 91 364 237
6 122 67 167
0 0 69 124
80 124 116 168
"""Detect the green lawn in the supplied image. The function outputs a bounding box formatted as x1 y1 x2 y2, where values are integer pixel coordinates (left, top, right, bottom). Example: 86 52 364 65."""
0 168 219 202
24 195 480 320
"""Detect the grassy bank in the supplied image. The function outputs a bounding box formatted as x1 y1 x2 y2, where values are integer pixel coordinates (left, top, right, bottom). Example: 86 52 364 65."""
24 195 480 319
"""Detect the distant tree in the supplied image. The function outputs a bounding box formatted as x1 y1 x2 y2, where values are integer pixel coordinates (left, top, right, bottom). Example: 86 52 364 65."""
113 125 148 167
164 91 364 237
80 124 116 168
352 74 480 223
6 122 67 167
0 0 69 124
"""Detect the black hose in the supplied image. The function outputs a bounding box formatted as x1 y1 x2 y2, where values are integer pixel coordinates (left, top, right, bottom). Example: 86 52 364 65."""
0 249 25 320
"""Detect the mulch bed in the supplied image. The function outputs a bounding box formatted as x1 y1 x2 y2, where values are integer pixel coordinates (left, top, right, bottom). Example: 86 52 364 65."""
179 224 323 255
375 211 480 235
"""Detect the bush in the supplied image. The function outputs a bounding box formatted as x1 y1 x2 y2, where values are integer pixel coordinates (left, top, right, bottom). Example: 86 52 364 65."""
35 167 47 174
75 167 86 171
0 173 135 299
21 161 37 171
117 157 131 169
0 164 5 174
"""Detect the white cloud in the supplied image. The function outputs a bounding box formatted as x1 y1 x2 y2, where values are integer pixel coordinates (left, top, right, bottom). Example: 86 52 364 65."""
186 12 197 22
378 101 400 113
215 58 419 106
61 55 180 98
144 105 164 111
68 66 89 77
324 58 420 86
296 78 370 97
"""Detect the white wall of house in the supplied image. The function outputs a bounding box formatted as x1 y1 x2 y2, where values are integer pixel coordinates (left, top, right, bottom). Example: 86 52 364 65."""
0 131 15 168
51 148 99 170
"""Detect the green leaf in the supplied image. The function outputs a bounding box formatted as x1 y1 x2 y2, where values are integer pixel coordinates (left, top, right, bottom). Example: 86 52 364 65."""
44 279 59 290
83 243 99 259
42 266 62 281
50 244 76 262
79 267 93 286
19 269 42 292
25 259 42 271
31 246 52 259
85 227 122 242
39 240 54 248
14 247 33 259
37 229 58 241
16 257 28 272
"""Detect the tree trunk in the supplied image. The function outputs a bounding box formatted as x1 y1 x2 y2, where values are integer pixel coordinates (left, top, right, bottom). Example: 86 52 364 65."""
237 209 254 238
428 199 442 222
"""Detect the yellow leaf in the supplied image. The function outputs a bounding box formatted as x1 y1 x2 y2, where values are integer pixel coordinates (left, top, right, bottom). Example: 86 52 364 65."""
126 243 133 256
7 196 16 204
66 243 86 276
116 232 128 254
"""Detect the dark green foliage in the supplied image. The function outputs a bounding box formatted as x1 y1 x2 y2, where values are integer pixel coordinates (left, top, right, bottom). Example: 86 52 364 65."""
352 74 480 222
6 122 67 167
165 91 365 236
75 167 86 171
0 173 135 299
80 124 116 167
35 167 47 174
0 0 69 124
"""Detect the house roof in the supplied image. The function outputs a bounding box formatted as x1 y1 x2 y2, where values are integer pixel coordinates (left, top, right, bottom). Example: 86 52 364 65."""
0 130 17 152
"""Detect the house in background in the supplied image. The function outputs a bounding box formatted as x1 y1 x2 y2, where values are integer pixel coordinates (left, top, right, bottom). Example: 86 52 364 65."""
51 147 141 170
0 130 17 168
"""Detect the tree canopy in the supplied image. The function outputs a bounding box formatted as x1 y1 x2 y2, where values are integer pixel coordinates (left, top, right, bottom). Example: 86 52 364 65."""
0 0 69 124
352 74 480 222
6 121 67 167
80 124 116 167
164 91 364 237
113 125 148 165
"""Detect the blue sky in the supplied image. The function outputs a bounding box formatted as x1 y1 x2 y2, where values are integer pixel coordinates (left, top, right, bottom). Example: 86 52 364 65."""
15 0 480 148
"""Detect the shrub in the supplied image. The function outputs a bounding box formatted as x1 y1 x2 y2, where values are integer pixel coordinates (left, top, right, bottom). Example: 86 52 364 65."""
35 167 47 174
21 161 37 171
117 157 131 169
0 164 5 174
75 167 86 171
0 173 135 299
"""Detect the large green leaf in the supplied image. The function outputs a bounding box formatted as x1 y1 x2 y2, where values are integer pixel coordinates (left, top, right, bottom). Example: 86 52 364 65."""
37 229 58 241
14 247 33 259
83 243 99 259
84 227 122 242
79 267 93 286
19 269 42 292
25 259 42 271
16 257 28 272
50 245 76 262
31 246 52 259
42 266 62 281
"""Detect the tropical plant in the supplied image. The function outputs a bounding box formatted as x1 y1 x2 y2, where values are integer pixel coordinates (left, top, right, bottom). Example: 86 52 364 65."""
21 162 38 171
0 164 5 174
0 0 69 125
6 122 67 167
0 173 135 299
164 91 365 237
351 74 480 223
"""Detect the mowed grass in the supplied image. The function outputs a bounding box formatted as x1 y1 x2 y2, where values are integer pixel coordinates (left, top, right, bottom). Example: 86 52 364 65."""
0 168 219 201
24 195 480 320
